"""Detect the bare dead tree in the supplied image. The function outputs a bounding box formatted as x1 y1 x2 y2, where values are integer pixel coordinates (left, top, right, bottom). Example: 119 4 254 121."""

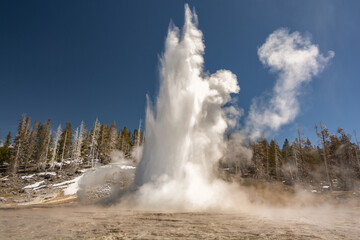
315 123 332 191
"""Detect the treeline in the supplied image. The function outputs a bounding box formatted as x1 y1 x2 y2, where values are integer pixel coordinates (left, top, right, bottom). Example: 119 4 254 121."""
224 125 360 191
1 115 360 191
0 114 144 175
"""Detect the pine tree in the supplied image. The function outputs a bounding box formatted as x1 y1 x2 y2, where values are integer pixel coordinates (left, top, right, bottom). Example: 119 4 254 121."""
88 119 100 167
353 130 360 175
24 121 39 171
58 123 73 160
107 120 118 160
282 138 294 180
132 128 143 148
251 140 267 178
116 129 122 150
315 123 332 190
9 115 28 175
0 132 11 165
120 127 131 157
269 140 282 178
19 117 31 168
5 132 12 148
81 125 89 159
258 138 270 178
302 138 317 179
36 119 52 170
98 124 110 164
282 139 291 162
45 129 53 165
290 140 299 180
137 120 144 146
333 128 354 190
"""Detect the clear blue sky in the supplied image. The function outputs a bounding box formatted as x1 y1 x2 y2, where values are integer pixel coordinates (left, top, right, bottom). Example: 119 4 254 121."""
1 0 359 145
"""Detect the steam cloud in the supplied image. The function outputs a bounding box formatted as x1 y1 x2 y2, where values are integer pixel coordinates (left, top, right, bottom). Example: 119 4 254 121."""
245 28 334 140
105 7 335 212
132 5 246 210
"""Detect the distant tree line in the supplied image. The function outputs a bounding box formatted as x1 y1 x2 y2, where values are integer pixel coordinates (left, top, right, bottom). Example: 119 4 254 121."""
222 124 360 191
1 115 360 191
0 114 144 175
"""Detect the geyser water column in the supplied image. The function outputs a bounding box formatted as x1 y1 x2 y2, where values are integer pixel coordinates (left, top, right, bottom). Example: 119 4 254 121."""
134 5 241 210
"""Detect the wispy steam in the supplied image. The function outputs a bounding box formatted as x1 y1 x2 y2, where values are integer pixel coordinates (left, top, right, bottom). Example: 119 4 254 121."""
246 28 334 140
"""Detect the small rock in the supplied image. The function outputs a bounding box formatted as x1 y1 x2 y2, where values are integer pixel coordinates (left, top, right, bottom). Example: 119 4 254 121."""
0 197 6 202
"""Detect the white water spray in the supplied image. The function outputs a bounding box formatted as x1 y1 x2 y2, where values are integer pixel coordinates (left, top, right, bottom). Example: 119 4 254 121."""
133 5 244 210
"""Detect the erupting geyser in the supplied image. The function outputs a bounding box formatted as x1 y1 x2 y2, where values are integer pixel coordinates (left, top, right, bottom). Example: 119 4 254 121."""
134 5 243 210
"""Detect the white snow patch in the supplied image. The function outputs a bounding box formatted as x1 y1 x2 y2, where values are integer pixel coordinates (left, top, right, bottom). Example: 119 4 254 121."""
100 165 112 169
53 179 77 187
63 176 82 195
38 172 56 176
53 175 83 196
21 174 36 179
0 176 9 181
24 181 45 189
120 165 136 170
311 190 317 193
22 172 56 179
99 164 135 170
33 185 47 191
323 186 330 189
63 160 71 165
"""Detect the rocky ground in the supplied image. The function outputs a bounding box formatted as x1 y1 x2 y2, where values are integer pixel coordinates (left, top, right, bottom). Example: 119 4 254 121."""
0 161 136 208
0 164 82 207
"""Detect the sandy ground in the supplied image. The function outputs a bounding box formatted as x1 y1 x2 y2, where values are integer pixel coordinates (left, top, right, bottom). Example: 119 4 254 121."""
0 204 359 240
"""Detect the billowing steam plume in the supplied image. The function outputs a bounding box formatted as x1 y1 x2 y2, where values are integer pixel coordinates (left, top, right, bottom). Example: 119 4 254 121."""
246 28 334 140
117 7 335 211
133 5 245 210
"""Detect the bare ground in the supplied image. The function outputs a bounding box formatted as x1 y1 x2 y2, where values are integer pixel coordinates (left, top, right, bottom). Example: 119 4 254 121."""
1 168 360 239
0 205 359 240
